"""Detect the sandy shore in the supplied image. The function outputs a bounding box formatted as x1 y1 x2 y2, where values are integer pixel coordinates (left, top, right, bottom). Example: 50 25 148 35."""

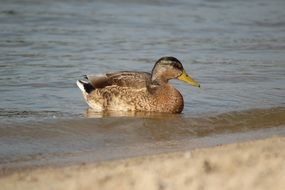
1 136 284 190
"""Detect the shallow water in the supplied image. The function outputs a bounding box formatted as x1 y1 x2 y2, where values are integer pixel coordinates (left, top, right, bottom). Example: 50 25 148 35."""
0 0 285 171
1 107 285 172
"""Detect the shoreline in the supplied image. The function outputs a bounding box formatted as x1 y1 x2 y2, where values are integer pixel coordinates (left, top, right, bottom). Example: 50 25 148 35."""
1 135 284 190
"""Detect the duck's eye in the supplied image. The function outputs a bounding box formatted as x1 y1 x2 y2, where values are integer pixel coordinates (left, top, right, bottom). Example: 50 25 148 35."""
172 62 183 70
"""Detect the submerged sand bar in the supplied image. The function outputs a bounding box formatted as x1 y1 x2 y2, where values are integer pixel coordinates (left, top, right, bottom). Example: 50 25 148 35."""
1 136 284 190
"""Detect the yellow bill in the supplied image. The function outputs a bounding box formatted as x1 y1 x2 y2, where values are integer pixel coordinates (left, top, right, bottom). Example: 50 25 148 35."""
178 70 200 88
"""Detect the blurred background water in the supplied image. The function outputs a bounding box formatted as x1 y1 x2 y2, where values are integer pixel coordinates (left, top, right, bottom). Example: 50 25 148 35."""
0 0 285 171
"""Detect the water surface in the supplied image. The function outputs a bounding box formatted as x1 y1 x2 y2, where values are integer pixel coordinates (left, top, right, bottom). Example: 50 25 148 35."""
0 0 285 172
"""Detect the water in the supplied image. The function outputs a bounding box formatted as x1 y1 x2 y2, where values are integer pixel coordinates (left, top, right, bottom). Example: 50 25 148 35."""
0 0 285 172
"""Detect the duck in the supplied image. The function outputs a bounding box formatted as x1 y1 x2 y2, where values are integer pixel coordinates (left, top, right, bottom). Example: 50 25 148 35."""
76 56 200 113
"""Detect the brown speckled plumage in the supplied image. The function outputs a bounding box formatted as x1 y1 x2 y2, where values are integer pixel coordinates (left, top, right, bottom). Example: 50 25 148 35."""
77 57 200 113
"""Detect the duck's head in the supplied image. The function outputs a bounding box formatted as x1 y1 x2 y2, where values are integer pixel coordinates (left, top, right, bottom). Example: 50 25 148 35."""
151 56 200 87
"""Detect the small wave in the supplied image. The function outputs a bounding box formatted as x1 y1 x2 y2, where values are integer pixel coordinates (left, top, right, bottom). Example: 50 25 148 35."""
184 107 285 136
6 106 282 140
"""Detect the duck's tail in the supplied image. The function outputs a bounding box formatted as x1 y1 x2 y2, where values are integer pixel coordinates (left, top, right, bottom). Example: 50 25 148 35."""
76 80 94 94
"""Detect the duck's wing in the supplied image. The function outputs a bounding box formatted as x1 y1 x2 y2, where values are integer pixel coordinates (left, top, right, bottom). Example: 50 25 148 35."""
85 71 151 89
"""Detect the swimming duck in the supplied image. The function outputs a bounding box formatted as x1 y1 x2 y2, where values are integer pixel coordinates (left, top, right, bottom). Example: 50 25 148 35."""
77 56 200 113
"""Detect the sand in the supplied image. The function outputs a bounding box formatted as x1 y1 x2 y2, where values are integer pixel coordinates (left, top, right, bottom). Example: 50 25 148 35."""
1 136 284 190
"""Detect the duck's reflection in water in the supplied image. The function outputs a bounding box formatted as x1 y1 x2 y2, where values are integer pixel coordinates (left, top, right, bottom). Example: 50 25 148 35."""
84 108 188 141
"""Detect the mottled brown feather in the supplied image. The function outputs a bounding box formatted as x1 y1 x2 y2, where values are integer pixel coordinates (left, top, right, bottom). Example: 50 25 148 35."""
86 71 151 89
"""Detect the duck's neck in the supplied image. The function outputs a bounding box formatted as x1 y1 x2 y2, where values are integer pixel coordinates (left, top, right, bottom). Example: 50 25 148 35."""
151 75 168 85
147 78 167 94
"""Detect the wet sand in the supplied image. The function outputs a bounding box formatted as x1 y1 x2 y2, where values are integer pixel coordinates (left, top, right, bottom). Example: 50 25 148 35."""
1 136 284 190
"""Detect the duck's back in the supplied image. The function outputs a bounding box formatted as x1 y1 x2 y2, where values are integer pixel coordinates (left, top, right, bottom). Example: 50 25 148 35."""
86 71 151 89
